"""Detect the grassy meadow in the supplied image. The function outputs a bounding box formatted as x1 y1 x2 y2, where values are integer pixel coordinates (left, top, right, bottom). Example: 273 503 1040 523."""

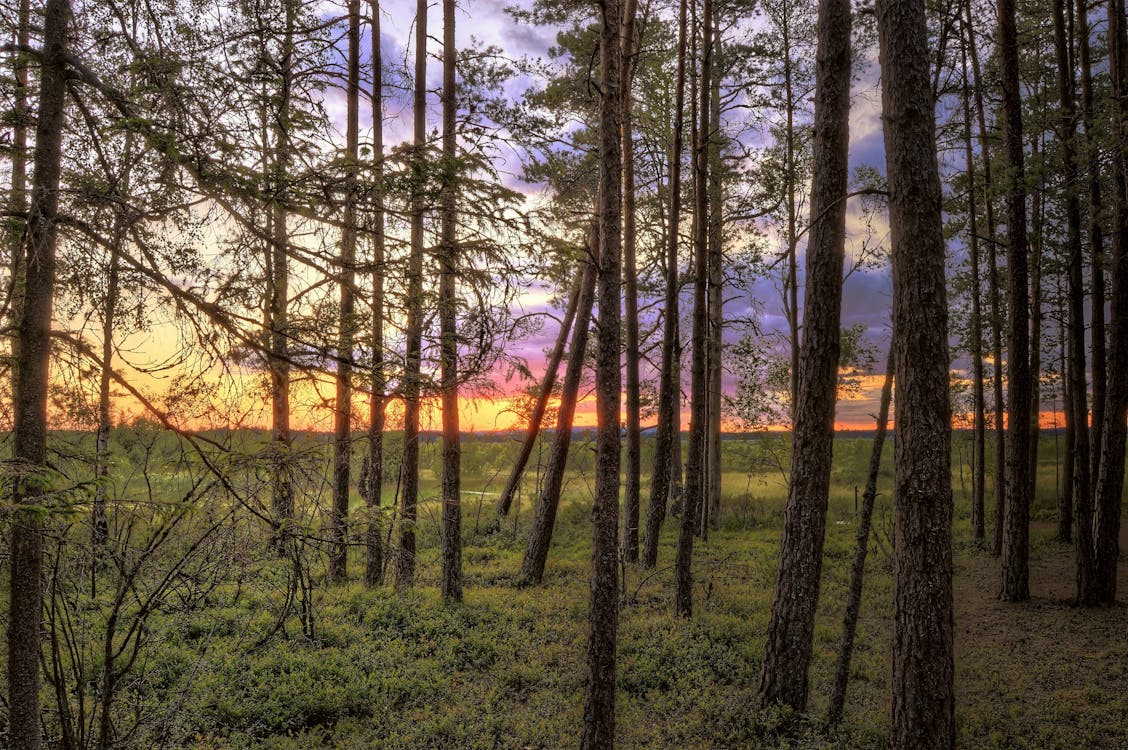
1 427 1126 749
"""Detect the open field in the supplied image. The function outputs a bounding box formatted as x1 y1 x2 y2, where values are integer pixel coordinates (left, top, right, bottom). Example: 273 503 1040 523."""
1 430 1125 749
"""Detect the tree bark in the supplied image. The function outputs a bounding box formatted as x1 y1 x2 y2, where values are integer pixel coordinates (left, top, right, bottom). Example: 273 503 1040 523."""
330 0 361 583
580 0 623 737
439 0 462 602
757 0 851 709
495 275 582 523
674 0 713 619
396 0 428 591
959 35 986 542
620 0 642 563
1092 0 1128 605
365 0 387 588
998 0 1033 602
705 20 723 534
9 1 70 746
519 250 597 585
875 0 956 740
642 0 688 569
827 346 894 727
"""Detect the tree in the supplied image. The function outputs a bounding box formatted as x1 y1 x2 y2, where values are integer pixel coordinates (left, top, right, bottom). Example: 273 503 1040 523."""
875 0 956 740
9 1 72 745
396 0 429 591
580 0 623 737
439 0 463 603
641 0 689 570
757 0 851 709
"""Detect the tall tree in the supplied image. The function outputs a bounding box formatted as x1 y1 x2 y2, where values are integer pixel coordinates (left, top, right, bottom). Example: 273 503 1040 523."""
580 0 623 738
641 0 689 570
365 0 387 588
396 0 428 591
620 0 642 564
9 1 71 745
330 0 362 583
998 0 1033 601
705 18 724 534
438 0 463 603
757 0 851 710
1092 0 1128 605
674 0 714 619
875 0 956 739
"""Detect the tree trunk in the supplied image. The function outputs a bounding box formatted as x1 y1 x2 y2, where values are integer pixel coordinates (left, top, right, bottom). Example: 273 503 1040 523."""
1077 0 1106 486
1061 319 1075 543
365 0 387 588
827 345 894 727
998 0 1033 602
757 0 851 710
875 0 956 741
6 0 29 375
519 250 597 585
642 0 688 569
439 0 462 603
963 0 1007 557
396 0 428 591
1028 139 1043 503
959 36 986 542
1092 0 1128 605
330 0 361 583
705 22 723 534
495 275 582 523
674 0 713 619
580 0 623 737
9 1 70 746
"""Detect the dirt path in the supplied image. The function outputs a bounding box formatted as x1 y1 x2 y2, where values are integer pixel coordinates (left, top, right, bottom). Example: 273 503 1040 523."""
952 523 1128 748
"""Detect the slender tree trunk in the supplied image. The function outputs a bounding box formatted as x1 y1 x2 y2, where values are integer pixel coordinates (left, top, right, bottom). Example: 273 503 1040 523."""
674 0 713 619
964 1 1007 556
959 37 986 542
1053 0 1096 598
438 0 462 602
705 22 723 533
620 0 642 564
998 0 1033 602
519 250 597 585
642 0 688 569
6 0 30 372
1028 138 1044 503
495 276 582 523
827 345 894 727
580 0 623 738
782 13 800 411
1077 0 1106 485
396 0 428 591
365 0 387 588
1092 0 1128 605
330 0 361 583
9 1 70 745
270 2 295 548
1061 317 1075 542
875 0 956 740
94 225 123 549
757 0 852 709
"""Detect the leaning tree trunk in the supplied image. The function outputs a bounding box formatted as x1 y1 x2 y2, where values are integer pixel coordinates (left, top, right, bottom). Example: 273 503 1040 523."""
674 0 714 619
9 0 70 746
1092 0 1128 606
580 0 623 738
494 275 582 524
875 0 956 742
757 0 851 711
827 345 894 727
998 0 1033 602
330 0 361 583
519 250 597 585
958 36 986 543
365 0 387 588
438 0 463 603
396 0 429 591
642 0 689 570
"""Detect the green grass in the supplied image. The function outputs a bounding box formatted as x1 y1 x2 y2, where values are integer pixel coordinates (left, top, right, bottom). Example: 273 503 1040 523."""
1 430 1125 749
